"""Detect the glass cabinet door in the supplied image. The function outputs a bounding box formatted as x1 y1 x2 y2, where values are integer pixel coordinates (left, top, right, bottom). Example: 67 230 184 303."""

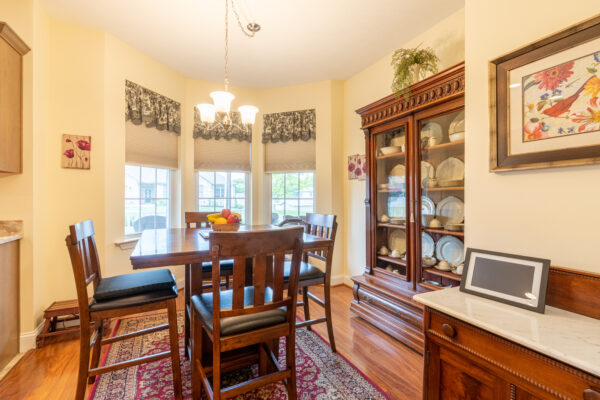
373 123 410 281
416 108 465 290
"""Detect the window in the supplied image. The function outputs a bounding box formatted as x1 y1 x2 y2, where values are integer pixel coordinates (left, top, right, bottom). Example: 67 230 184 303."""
270 172 314 224
125 165 171 235
196 171 249 222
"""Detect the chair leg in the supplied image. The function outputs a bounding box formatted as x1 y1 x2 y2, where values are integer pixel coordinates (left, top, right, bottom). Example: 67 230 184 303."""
75 320 91 400
285 334 298 400
302 287 311 331
212 340 221 400
167 300 183 400
191 312 203 400
88 319 104 384
323 283 336 353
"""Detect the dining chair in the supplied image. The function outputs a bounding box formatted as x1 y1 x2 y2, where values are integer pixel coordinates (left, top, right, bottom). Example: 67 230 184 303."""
190 226 304 400
184 211 234 292
184 212 236 358
279 213 338 352
65 220 182 400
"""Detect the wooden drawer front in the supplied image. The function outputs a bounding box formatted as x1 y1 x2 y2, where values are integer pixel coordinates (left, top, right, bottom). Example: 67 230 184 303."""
427 310 600 400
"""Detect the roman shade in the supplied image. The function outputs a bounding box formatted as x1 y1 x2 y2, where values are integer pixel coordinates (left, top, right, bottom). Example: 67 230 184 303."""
126 121 179 169
125 80 181 169
193 109 251 172
194 137 251 172
263 109 316 173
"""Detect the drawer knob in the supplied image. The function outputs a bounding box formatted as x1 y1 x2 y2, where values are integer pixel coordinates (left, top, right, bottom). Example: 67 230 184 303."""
442 323 456 338
583 389 600 400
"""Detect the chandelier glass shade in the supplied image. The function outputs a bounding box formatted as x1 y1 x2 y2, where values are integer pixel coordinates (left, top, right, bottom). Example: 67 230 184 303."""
197 0 259 130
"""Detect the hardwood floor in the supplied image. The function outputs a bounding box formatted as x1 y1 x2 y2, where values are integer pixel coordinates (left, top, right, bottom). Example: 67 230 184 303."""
0 285 423 400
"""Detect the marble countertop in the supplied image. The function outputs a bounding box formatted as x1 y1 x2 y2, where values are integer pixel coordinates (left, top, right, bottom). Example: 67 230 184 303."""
0 234 22 245
414 287 600 378
0 220 23 245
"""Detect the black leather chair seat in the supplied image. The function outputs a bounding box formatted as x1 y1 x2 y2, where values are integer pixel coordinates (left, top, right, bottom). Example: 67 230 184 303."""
94 269 176 301
283 261 326 282
90 269 178 312
200 259 234 274
191 287 286 336
90 286 178 312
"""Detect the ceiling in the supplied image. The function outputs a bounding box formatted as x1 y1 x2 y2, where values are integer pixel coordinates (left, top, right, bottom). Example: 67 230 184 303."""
38 0 464 89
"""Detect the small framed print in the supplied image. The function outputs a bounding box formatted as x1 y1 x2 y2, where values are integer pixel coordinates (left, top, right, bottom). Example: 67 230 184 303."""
490 15 600 171
460 248 550 313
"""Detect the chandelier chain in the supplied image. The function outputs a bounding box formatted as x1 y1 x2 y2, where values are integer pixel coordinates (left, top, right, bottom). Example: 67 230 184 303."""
224 0 257 90
231 0 256 38
224 0 230 89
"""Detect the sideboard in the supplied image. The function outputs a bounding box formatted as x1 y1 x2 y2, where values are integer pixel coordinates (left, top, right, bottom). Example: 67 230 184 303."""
414 268 600 399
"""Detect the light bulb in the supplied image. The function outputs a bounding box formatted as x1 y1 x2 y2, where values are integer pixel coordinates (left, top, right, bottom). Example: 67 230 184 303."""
238 105 259 125
210 91 235 114
197 103 216 124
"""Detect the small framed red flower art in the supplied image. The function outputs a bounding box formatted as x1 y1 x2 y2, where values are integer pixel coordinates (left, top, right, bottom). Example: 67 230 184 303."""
62 134 91 169
490 15 600 171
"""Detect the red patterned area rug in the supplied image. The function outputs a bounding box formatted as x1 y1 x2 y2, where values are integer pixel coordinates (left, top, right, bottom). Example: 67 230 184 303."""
88 312 390 400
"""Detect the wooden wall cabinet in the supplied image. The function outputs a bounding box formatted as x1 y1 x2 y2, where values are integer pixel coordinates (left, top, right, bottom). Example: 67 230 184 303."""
351 63 465 353
0 22 30 176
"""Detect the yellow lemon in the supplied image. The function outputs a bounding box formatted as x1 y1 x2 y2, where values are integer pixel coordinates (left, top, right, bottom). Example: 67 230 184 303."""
214 217 228 225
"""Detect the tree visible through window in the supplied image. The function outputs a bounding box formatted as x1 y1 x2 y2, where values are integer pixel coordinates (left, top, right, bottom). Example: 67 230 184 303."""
125 165 170 234
196 171 247 221
271 172 314 224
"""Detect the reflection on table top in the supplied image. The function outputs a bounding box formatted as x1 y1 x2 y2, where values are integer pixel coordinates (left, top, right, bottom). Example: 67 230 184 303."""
130 225 332 269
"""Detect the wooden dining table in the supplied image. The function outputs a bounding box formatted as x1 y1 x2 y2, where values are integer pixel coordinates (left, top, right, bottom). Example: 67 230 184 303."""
130 225 333 359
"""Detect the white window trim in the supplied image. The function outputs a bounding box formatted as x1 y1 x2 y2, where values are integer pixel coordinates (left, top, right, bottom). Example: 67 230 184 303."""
266 171 316 224
194 171 252 223
122 164 177 238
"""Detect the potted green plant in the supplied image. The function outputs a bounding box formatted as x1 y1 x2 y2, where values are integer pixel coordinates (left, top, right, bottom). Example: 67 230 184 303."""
391 45 439 99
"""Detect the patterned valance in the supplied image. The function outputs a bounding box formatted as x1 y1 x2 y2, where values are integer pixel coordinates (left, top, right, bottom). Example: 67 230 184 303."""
193 108 252 142
125 80 181 135
262 109 316 144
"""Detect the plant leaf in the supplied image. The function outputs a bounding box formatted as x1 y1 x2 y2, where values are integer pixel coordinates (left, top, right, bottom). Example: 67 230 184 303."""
587 67 598 73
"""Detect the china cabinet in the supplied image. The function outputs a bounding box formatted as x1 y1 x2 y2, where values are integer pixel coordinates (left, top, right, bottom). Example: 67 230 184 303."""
351 62 465 352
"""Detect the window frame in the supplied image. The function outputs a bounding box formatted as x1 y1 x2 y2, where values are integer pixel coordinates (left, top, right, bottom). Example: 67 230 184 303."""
194 170 251 222
124 164 176 236
267 171 316 224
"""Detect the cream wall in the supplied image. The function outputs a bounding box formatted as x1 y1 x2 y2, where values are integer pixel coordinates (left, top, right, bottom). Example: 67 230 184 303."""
103 34 187 280
1 2 464 339
0 0 35 332
184 79 260 225
256 81 345 282
342 9 466 281
465 0 600 272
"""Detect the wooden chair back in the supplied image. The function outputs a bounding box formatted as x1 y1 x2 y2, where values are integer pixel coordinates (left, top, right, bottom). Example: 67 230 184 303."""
208 226 304 337
185 211 212 228
303 213 337 262
65 220 102 317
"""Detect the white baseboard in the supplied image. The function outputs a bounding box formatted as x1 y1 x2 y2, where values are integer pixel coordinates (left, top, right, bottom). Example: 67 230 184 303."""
343 276 354 288
330 274 345 286
20 321 45 352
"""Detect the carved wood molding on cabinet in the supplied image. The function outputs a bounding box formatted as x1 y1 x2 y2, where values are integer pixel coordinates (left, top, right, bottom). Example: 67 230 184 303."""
356 62 465 129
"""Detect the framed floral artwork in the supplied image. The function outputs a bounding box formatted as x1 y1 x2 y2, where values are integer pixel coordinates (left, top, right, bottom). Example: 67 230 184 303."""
62 134 91 169
348 154 367 180
490 15 600 171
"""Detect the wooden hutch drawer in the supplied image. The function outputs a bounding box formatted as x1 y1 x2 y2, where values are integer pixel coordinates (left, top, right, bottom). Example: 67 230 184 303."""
426 310 600 399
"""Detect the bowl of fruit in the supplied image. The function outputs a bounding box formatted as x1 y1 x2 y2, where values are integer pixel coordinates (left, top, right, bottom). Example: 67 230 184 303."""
207 209 242 231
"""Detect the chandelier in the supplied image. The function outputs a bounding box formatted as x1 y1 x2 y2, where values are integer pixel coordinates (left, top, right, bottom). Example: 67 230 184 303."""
196 0 260 133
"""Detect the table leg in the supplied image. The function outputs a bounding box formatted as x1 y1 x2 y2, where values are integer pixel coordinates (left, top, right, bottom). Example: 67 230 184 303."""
184 264 190 359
